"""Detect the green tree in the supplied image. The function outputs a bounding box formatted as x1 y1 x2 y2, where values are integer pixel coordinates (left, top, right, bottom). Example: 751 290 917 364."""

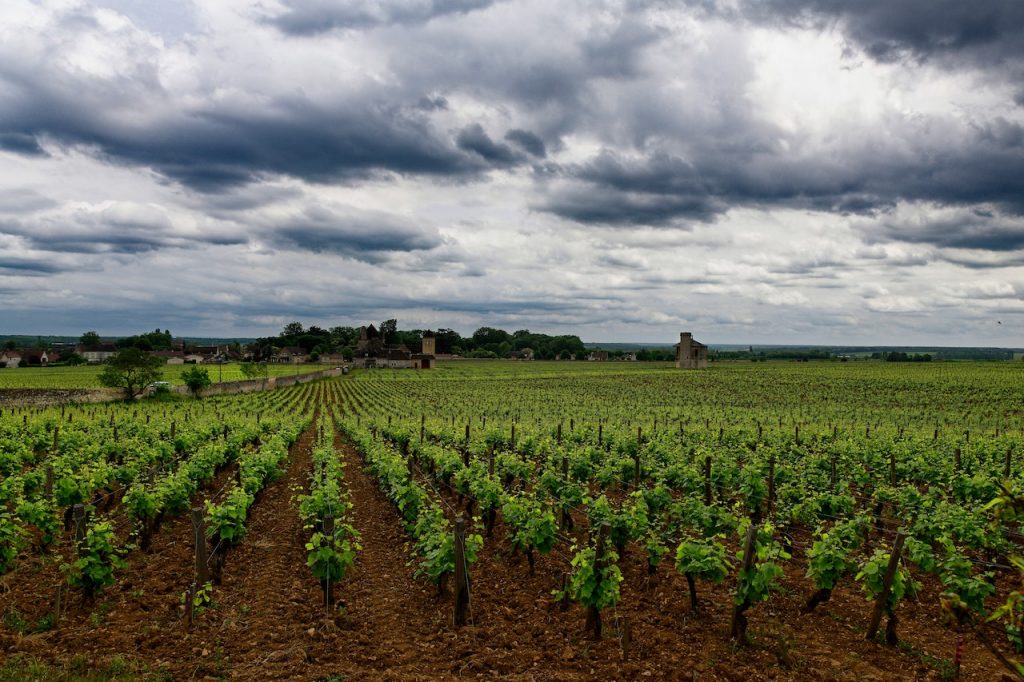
182 366 212 398
379 319 398 344
282 321 304 337
62 352 86 366
240 361 269 389
80 331 101 347
97 348 163 400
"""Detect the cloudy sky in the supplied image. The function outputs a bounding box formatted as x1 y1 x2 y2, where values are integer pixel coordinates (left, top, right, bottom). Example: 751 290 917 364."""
1 0 1023 344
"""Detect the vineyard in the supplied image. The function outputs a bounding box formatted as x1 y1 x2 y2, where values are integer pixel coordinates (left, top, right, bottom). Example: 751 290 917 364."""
2 360 1024 680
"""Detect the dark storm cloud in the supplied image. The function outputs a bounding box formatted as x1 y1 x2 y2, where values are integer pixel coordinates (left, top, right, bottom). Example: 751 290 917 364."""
267 205 443 261
455 124 519 166
0 132 46 156
710 0 1024 67
541 152 724 225
540 116 1024 226
0 256 65 275
0 56 511 192
268 0 497 35
862 208 1024 252
504 129 546 158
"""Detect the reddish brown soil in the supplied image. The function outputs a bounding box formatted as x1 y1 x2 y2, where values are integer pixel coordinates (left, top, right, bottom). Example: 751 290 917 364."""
1 422 1018 681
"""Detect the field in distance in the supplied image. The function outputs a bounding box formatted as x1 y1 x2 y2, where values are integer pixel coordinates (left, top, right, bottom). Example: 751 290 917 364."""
0 362 327 389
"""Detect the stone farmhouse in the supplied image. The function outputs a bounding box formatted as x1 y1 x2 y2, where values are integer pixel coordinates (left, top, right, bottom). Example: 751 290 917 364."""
675 332 708 369
587 350 609 361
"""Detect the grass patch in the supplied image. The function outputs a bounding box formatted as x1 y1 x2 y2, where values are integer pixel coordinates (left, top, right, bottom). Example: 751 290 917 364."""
0 654 171 682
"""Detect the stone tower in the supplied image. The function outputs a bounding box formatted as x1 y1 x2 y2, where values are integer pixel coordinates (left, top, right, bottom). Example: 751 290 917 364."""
421 331 436 356
675 331 708 369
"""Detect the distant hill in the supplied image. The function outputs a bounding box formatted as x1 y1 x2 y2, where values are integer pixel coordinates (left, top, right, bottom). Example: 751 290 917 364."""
0 335 256 347
584 342 1024 361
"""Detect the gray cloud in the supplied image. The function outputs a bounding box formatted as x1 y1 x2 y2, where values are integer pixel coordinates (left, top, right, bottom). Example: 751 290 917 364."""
456 124 520 166
0 256 66 275
267 205 443 260
539 118 1024 226
0 132 46 156
711 0 1024 67
862 207 1024 252
504 129 546 158
268 0 497 35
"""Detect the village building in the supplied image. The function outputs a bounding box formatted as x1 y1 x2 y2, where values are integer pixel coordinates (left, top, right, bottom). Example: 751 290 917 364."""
621 352 638 362
318 352 346 365
510 348 534 361
273 346 309 364
151 351 186 364
587 350 609 362
75 343 117 364
1 348 55 368
675 332 708 369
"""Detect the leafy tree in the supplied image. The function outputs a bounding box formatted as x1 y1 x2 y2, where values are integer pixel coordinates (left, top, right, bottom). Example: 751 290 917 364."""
2 340 15 351
182 366 212 398
79 331 101 347
117 329 173 351
61 352 86 366
97 348 163 400
379 319 398 344
282 321 304 337
329 326 359 348
240 362 269 388
472 327 511 349
434 328 462 354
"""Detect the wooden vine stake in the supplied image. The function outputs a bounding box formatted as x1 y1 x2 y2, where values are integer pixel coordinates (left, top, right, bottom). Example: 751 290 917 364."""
586 523 612 640
704 456 712 505
730 522 759 643
865 531 906 644
453 516 470 627
44 465 54 501
322 515 335 608
560 456 572 531
73 504 87 549
192 508 209 585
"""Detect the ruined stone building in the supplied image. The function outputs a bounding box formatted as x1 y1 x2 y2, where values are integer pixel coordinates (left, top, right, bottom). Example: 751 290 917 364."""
675 332 708 369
